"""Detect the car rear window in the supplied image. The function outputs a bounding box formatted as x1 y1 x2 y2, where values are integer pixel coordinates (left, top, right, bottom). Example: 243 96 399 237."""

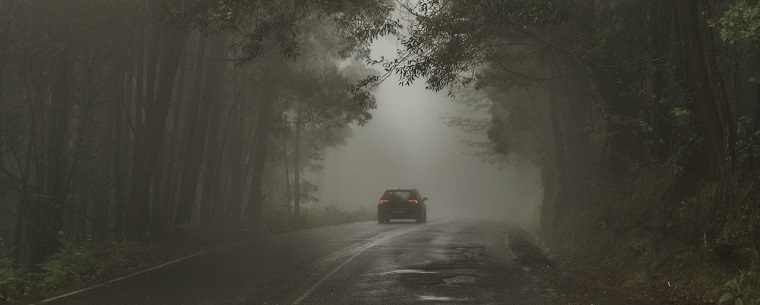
382 190 416 200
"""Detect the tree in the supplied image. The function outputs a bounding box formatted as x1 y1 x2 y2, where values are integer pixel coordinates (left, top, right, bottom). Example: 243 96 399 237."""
0 0 396 267
390 0 759 258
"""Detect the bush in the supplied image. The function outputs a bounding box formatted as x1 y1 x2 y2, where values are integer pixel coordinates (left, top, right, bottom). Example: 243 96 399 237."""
0 256 26 303
719 271 760 305
0 240 177 302
39 241 101 294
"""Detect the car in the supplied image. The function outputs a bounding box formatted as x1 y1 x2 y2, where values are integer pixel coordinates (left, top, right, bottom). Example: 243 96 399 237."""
377 189 428 224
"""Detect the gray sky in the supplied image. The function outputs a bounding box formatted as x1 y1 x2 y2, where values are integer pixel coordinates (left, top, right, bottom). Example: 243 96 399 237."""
312 34 542 228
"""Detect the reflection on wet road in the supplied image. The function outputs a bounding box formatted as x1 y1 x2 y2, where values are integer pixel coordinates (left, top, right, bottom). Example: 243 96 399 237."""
296 221 552 305
45 220 631 305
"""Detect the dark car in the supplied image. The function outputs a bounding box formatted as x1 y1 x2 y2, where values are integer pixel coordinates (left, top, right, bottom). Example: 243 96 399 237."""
377 189 428 223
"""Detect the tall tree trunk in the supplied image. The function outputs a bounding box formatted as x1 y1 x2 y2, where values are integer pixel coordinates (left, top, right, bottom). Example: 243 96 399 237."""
39 48 74 261
175 36 208 225
199 38 226 227
283 141 292 218
223 86 244 229
540 53 567 245
0 0 14 101
113 67 132 240
127 25 188 240
106 66 129 241
15 53 45 267
155 46 189 234
293 101 302 219
675 0 734 178
754 55 760 134
542 91 565 245
246 90 276 232
674 0 736 243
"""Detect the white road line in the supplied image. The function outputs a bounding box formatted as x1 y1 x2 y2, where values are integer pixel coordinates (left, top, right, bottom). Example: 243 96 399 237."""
30 221 432 305
291 224 433 305
32 237 259 305
36 250 208 304
290 243 372 305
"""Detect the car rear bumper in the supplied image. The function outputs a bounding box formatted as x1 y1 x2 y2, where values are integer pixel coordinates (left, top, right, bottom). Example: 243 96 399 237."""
378 205 424 219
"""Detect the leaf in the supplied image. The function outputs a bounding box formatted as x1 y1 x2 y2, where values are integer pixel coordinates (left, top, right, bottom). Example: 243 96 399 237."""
725 279 739 288
721 293 735 304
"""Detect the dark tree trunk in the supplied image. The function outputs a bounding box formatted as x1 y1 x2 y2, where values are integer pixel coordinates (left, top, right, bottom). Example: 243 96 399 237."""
540 53 567 245
542 91 565 244
293 102 302 219
175 36 208 225
199 38 226 227
673 0 736 243
127 26 187 240
223 89 244 228
104 66 129 241
246 91 276 232
674 0 734 178
38 48 74 262
283 141 292 218
154 46 189 235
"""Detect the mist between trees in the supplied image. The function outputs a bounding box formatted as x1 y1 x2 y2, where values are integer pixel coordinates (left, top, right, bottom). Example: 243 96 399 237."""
0 0 398 271
2 0 760 303
392 0 760 301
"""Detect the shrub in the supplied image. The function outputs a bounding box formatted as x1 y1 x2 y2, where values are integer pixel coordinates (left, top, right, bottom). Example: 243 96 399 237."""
719 271 760 305
39 241 101 294
0 256 26 303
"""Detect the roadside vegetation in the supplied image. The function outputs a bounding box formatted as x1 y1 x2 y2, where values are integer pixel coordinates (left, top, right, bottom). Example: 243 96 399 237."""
390 0 760 304
0 203 372 303
1 241 153 302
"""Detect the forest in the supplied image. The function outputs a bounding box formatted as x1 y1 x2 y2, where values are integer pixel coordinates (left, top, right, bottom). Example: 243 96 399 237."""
390 0 760 303
1 0 760 304
0 0 395 299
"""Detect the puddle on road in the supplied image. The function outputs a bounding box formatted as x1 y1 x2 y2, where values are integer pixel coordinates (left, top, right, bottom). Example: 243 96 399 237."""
443 275 476 285
381 269 439 275
418 295 470 302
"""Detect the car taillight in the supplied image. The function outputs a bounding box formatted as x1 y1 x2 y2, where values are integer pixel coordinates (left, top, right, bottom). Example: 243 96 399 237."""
408 199 418 204
379 199 389 205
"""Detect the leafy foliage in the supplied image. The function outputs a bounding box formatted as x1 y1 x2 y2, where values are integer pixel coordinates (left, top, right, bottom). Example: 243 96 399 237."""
39 241 100 293
202 0 399 61
388 0 569 91
393 0 760 301
720 271 760 305
0 256 26 303
715 0 760 44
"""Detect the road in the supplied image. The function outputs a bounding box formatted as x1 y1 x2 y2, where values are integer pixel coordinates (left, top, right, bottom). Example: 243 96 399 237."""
45 220 637 305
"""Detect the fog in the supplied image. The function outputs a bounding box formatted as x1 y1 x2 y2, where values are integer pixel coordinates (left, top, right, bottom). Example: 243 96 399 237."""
312 36 543 229
2 1 755 304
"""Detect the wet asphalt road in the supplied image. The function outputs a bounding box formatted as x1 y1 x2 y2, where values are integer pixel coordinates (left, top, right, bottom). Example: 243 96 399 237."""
44 220 627 305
